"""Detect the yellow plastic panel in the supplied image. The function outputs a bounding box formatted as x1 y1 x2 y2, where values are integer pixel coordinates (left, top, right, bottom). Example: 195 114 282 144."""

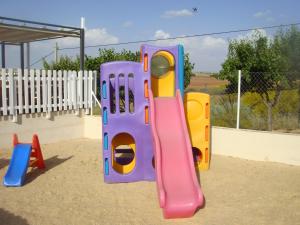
151 51 175 97
184 92 210 171
111 133 136 174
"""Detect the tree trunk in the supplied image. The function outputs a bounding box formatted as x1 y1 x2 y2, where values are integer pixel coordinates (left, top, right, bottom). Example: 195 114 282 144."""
260 87 281 132
267 104 273 131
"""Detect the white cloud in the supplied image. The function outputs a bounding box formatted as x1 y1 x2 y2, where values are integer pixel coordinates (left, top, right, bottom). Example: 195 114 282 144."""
182 36 228 72
122 21 133 28
86 28 118 45
253 10 271 18
154 30 171 39
161 9 193 18
152 30 228 72
253 10 275 22
28 27 118 52
201 36 227 48
58 28 119 47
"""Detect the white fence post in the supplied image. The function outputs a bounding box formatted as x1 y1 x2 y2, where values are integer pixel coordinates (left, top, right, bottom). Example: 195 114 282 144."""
17 68 23 114
53 70 57 111
24 69 29 113
72 71 78 115
63 70 68 110
8 69 14 115
84 70 89 114
36 69 41 113
8 69 17 122
78 70 83 109
47 70 52 118
236 70 242 129
67 70 72 110
42 70 47 113
30 69 35 113
58 70 62 111
89 71 93 115
94 71 97 102
1 68 8 116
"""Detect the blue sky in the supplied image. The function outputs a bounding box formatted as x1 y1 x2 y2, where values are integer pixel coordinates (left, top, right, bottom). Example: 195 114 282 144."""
1 0 300 71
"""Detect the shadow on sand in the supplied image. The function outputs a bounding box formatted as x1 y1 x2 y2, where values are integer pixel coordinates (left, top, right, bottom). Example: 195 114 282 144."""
195 168 207 210
0 208 29 225
24 155 73 185
0 158 10 170
195 168 202 187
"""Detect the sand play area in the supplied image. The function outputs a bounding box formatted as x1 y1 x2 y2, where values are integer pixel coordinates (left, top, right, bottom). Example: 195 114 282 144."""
0 138 299 225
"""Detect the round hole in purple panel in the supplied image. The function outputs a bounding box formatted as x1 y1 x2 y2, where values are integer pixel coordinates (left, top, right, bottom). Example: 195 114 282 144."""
111 133 136 174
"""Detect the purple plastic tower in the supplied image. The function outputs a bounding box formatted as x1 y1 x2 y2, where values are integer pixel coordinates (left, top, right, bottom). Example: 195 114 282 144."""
100 61 155 183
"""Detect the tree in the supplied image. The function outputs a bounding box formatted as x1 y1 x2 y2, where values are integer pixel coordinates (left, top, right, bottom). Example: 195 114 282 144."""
84 48 140 71
276 25 300 73
43 55 80 70
275 25 300 127
183 53 195 89
43 48 195 89
218 31 289 131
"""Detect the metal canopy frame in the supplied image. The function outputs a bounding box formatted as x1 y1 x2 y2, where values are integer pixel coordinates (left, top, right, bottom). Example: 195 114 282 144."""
0 16 85 70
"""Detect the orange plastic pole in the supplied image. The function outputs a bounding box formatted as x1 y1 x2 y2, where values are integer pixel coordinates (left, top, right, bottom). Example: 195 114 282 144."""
144 54 148 72
144 80 149 98
145 106 149 124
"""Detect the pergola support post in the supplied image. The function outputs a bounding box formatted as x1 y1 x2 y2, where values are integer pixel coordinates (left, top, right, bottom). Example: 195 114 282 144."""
1 42 5 68
80 28 85 71
20 43 24 75
26 42 30 70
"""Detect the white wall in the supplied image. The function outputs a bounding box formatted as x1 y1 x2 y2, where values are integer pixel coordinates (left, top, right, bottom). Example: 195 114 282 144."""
212 127 300 166
82 117 300 166
84 116 102 139
0 111 85 148
1 113 299 166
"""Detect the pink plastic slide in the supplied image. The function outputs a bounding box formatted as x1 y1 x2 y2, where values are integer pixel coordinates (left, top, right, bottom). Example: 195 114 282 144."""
149 90 204 218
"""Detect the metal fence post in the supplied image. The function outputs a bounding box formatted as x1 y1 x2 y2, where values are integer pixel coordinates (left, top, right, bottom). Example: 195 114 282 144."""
236 70 242 129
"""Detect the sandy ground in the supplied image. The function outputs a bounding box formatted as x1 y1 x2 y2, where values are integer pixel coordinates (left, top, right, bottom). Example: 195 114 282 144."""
0 138 299 225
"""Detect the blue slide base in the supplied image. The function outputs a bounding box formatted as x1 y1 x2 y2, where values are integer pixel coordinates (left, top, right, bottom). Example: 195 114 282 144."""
3 144 32 187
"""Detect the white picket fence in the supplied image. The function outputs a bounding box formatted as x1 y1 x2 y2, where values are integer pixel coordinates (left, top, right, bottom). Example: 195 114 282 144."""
0 68 97 118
